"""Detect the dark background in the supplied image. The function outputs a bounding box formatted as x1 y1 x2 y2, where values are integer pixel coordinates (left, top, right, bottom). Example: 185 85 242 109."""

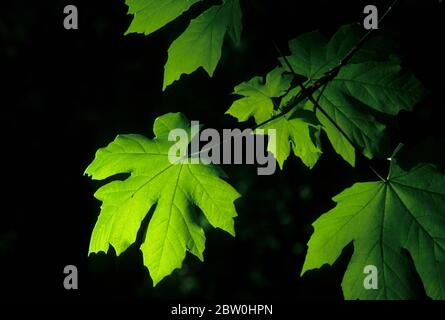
1 0 444 300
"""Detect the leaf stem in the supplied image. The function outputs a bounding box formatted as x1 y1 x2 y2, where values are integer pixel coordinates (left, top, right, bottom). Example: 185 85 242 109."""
330 0 400 73
370 165 387 182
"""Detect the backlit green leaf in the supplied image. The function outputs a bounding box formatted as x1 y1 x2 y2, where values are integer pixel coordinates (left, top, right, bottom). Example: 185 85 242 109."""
260 112 321 169
302 146 445 300
85 113 240 285
226 67 292 124
124 0 203 36
164 0 242 89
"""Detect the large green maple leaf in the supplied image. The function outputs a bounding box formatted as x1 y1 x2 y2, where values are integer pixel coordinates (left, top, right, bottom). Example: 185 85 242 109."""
85 113 240 285
163 0 242 89
302 146 445 300
282 24 425 166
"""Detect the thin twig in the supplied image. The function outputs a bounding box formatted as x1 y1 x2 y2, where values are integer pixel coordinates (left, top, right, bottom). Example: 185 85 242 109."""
328 0 400 76
370 165 387 182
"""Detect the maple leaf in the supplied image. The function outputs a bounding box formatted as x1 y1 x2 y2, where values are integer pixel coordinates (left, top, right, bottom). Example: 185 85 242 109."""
85 113 240 285
163 0 242 89
302 145 445 300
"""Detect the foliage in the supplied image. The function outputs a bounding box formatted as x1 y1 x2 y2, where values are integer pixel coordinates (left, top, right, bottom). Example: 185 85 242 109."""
124 0 242 89
228 24 424 167
85 1 444 300
85 113 239 285
302 145 445 299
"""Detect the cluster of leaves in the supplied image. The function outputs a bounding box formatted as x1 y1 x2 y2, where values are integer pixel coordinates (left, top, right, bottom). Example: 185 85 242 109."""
125 0 242 89
227 24 424 168
225 24 444 299
85 1 445 300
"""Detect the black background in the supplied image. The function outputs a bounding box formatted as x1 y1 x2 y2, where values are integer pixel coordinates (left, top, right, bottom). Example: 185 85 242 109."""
1 0 444 300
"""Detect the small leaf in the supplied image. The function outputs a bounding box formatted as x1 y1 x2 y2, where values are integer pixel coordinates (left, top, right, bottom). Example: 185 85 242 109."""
226 67 292 124
260 111 322 169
